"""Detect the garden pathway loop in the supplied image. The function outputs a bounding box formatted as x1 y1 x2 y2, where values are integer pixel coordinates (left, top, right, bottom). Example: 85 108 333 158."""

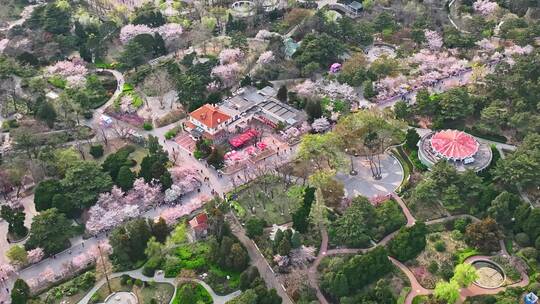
305 194 530 304
77 268 241 304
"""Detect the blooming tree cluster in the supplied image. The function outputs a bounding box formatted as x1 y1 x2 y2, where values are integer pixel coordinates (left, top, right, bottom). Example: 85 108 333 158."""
27 248 45 264
219 48 244 65
155 23 183 43
424 30 443 50
312 117 331 133
255 30 280 40
212 62 242 88
45 58 88 88
159 194 208 225
280 127 300 142
86 179 162 234
257 51 275 65
374 49 469 101
295 79 358 102
473 0 499 16
120 24 154 44
164 167 202 203
71 241 112 271
120 23 183 45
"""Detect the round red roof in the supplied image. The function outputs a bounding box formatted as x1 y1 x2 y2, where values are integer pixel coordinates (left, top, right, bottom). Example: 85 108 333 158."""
430 130 479 160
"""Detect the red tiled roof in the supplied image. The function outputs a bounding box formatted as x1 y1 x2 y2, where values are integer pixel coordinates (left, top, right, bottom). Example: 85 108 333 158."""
189 213 208 230
430 130 479 160
190 104 230 129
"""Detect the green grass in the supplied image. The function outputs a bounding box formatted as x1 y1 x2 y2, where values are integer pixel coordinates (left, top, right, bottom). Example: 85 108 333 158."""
90 277 174 304
48 76 67 89
232 175 302 225
122 83 134 92
172 282 213 304
455 247 480 264
393 147 412 192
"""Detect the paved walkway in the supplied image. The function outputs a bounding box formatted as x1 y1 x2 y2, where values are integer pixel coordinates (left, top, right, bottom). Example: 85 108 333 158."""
336 154 404 198
78 268 241 304
389 257 432 303
227 213 294 304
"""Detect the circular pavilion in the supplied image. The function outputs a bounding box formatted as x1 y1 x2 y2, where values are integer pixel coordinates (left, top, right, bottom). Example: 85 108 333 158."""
418 129 492 172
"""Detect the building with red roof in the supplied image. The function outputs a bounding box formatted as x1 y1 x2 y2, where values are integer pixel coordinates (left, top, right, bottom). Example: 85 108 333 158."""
189 213 208 240
417 129 493 172
185 104 232 141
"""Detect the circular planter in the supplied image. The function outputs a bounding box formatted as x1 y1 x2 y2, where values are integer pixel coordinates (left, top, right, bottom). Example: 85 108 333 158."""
471 259 506 289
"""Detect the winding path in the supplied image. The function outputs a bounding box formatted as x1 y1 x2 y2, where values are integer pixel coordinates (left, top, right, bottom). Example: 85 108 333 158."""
78 268 241 304
306 192 530 304
227 213 294 304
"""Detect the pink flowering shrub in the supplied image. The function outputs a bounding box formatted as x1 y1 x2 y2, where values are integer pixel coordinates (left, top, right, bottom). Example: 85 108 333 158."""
473 0 498 16
257 51 275 65
219 48 244 65
311 117 331 133
27 248 45 264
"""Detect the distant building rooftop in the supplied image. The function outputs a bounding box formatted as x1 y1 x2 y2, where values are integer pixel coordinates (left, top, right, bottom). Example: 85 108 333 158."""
190 104 231 129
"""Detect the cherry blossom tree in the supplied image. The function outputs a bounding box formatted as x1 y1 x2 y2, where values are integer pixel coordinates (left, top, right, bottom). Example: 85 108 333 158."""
255 30 280 40
159 195 208 225
156 23 183 43
312 117 331 133
218 48 244 65
0 263 14 279
424 30 443 50
295 80 316 98
86 180 162 234
473 0 499 16
257 51 275 65
41 266 55 283
211 62 242 88
124 178 162 208
119 24 153 44
46 59 88 88
27 248 45 264
281 127 300 142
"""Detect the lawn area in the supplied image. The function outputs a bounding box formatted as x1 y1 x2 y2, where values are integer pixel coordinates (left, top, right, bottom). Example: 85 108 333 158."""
163 241 241 295
173 282 213 304
407 231 467 289
89 276 174 304
230 175 302 225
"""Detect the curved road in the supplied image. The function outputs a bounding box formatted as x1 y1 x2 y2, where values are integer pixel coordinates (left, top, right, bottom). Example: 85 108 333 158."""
78 268 241 304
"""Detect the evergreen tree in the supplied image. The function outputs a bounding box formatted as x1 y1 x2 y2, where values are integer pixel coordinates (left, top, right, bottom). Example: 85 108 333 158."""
277 85 288 102
36 101 57 128
153 33 167 56
0 206 27 237
405 128 421 150
116 166 135 191
34 179 61 211
11 279 30 304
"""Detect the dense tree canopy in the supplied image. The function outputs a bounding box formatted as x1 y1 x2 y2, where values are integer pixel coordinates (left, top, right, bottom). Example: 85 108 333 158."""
26 208 72 255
